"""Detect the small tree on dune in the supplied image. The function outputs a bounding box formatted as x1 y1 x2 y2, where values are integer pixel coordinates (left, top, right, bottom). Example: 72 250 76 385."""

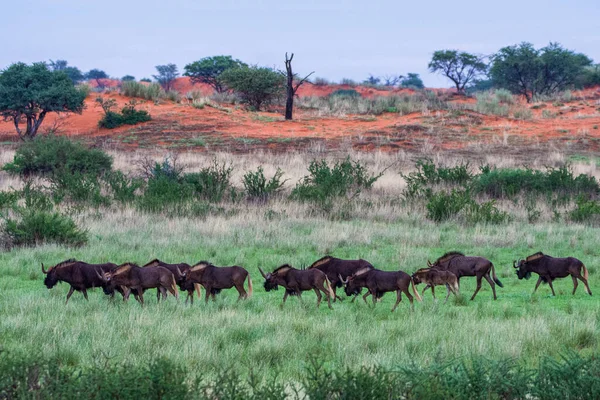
121 75 136 82
220 66 285 111
184 56 247 93
428 50 487 94
400 73 425 89
153 64 179 91
49 60 84 84
0 63 87 140
85 69 109 89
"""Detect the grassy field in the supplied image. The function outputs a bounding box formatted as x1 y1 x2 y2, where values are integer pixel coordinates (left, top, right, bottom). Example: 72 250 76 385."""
1 148 600 395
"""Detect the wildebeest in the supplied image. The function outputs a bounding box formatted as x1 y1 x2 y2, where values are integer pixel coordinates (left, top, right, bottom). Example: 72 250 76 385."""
143 259 195 303
42 259 118 304
98 263 179 305
307 256 374 302
514 252 592 296
427 252 503 300
181 261 252 303
411 267 459 303
341 267 422 311
259 264 335 309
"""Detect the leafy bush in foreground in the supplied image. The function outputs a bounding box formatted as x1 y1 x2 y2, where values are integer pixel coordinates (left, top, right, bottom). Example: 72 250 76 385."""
98 101 151 129
2 134 112 177
242 166 286 201
3 209 87 248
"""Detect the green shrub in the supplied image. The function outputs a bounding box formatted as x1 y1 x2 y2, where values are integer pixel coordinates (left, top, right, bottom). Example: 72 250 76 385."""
121 81 165 101
473 165 599 200
291 157 381 211
330 89 360 97
137 175 195 213
104 170 143 203
98 101 151 129
182 160 233 202
220 66 285 111
467 200 509 224
402 159 473 198
2 135 112 177
570 196 600 223
3 209 87 247
425 189 472 222
48 170 108 207
242 166 286 200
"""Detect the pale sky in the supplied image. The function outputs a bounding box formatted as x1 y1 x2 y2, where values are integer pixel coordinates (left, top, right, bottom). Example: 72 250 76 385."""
2 0 599 87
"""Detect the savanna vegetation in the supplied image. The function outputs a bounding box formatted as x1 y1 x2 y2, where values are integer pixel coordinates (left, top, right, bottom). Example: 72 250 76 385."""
1 137 599 398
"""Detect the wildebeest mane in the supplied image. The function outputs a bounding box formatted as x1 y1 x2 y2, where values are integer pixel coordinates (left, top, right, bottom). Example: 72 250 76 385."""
353 267 371 277
49 258 78 272
526 252 544 262
308 256 333 269
190 261 213 271
114 262 138 275
142 259 162 267
273 264 293 274
435 251 464 264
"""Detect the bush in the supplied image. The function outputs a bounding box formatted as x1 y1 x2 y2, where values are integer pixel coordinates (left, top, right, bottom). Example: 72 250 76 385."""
182 160 233 202
402 159 473 198
570 196 600 223
3 209 87 247
474 91 510 116
473 165 599 200
104 170 143 203
243 166 286 201
48 170 108 207
291 157 381 211
220 66 285 111
425 189 472 222
2 135 112 177
98 101 151 129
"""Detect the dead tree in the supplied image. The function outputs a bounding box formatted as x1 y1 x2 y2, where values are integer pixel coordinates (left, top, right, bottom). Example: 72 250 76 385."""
284 53 314 120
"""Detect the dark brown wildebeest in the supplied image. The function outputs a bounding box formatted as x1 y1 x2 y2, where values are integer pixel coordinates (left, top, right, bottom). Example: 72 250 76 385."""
411 267 459 303
307 256 374 302
142 259 195 303
98 263 179 305
341 267 422 311
181 261 252 303
42 259 119 304
514 252 592 296
427 252 503 300
259 264 335 309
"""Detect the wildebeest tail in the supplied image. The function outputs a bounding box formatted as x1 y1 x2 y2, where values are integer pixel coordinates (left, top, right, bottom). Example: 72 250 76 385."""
194 283 202 299
324 276 335 299
410 278 423 302
491 263 503 288
582 263 589 281
247 274 253 297
168 274 179 299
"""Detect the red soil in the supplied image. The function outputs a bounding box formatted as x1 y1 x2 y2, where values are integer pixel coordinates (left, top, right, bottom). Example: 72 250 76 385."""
1 79 599 154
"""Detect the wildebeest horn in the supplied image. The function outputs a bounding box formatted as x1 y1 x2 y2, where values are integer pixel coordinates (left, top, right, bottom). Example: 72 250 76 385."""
513 260 517 269
41 263 47 274
427 260 433 267
338 274 348 285
176 266 183 277
258 267 267 279
95 268 107 281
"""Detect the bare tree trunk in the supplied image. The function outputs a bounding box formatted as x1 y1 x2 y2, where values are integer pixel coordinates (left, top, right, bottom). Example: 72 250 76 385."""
284 53 314 121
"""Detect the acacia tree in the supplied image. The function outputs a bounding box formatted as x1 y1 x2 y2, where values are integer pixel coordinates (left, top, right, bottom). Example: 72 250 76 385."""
85 69 109 88
49 60 84 84
283 53 314 120
0 63 87 140
428 50 487 94
153 64 179 91
490 42 592 102
183 56 247 93
400 73 425 89
221 66 285 111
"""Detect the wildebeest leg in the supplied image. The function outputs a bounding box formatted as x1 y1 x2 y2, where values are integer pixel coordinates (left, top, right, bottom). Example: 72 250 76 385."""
391 290 402 312
82 289 89 301
235 283 247 301
572 275 579 295
483 273 497 300
362 291 371 305
547 279 556 296
204 287 211 303
533 277 543 293
65 287 75 304
421 284 431 298
137 290 145 306
470 276 483 300
430 285 436 300
573 273 592 296
444 284 452 304
281 291 289 307
351 293 359 302
404 288 414 310
159 287 168 303
314 288 322 308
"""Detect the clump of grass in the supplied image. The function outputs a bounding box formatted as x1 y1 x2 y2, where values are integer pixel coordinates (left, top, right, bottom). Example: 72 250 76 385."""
513 107 533 120
121 81 165 101
474 91 510 116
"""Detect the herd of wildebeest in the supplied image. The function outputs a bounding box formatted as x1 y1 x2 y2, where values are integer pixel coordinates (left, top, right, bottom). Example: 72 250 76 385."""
41 252 593 310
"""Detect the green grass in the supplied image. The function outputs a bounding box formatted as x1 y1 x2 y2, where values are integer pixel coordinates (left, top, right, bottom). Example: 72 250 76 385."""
1 209 599 381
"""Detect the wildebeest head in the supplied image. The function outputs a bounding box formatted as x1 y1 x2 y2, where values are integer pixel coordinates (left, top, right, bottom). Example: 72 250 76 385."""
341 267 370 296
514 259 532 280
411 268 430 285
259 265 290 291
42 259 77 288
